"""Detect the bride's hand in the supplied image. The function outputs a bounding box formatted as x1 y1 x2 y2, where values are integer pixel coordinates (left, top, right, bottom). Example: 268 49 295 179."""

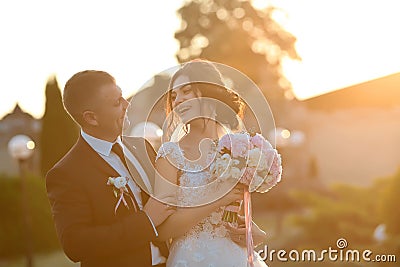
226 215 267 247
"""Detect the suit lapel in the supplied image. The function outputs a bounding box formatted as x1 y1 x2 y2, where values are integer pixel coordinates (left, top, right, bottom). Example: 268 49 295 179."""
77 136 118 176
78 135 153 209
122 152 150 204
76 136 139 213
122 137 154 203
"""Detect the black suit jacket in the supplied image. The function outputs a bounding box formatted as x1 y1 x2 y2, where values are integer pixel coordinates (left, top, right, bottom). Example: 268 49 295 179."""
46 135 164 267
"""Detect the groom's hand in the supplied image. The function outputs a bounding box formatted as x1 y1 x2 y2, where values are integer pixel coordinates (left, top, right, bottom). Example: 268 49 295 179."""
143 194 176 227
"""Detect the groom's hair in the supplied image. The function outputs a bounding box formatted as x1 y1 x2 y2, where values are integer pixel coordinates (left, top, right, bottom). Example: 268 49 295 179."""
63 70 115 125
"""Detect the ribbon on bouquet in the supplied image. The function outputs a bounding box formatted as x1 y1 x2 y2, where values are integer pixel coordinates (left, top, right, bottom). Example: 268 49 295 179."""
244 187 255 267
114 188 137 214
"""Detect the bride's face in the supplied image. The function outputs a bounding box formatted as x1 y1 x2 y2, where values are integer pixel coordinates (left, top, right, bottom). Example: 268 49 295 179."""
171 84 202 124
170 76 203 124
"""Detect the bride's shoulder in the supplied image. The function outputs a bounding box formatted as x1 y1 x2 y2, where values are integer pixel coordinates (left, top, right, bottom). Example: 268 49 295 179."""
156 142 182 160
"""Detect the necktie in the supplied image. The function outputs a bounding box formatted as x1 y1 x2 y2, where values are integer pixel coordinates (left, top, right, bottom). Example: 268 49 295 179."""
111 143 140 208
111 143 149 204
112 143 166 258
112 143 129 172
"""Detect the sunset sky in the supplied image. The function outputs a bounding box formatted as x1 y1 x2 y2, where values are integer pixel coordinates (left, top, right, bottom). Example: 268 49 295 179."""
0 0 399 119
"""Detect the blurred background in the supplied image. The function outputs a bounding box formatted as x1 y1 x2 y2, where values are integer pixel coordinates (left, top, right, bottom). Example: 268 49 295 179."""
0 0 399 266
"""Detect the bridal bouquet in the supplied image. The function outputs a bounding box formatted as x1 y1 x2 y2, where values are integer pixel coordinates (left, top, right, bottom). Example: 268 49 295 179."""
211 131 282 223
210 131 282 267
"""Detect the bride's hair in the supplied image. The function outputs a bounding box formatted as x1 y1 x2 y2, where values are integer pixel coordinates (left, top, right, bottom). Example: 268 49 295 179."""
165 59 245 138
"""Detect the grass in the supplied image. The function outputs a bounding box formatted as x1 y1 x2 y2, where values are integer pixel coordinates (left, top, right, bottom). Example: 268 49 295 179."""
0 251 78 267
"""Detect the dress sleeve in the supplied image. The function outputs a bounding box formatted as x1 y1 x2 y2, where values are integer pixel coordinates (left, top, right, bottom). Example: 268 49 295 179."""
156 142 185 169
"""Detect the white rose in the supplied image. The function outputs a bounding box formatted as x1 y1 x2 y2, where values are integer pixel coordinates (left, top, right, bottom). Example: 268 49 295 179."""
256 174 276 193
113 177 127 189
256 153 269 171
230 167 241 180
249 175 264 192
232 159 240 166
264 149 276 169
234 133 250 144
248 148 261 167
219 168 231 180
215 158 232 180
251 149 276 172
220 153 231 162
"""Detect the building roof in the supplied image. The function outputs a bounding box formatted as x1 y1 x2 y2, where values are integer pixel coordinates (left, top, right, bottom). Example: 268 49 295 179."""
1 103 34 121
302 72 400 111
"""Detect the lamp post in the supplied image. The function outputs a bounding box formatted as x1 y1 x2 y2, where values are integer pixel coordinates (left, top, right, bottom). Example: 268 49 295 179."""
8 135 35 267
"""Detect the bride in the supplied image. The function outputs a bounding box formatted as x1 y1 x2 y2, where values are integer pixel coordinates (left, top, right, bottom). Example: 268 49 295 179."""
154 59 268 267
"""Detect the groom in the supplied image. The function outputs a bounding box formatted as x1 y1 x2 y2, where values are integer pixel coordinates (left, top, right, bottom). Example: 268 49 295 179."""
46 70 174 267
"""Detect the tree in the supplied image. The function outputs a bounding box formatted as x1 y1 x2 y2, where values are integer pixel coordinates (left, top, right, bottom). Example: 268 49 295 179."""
175 1 306 240
174 0 300 107
40 76 78 176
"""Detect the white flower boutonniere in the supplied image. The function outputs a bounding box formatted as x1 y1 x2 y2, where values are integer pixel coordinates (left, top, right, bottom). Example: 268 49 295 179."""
107 177 137 214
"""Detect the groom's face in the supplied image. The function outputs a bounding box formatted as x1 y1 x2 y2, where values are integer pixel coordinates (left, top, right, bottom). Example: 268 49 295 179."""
91 83 129 141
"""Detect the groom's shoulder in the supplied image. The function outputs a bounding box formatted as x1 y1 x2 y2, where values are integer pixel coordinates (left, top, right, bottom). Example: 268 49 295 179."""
122 136 157 165
122 135 144 145
122 136 154 152
45 138 83 178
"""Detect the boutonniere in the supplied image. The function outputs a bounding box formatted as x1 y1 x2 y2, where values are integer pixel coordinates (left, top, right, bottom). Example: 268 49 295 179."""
107 177 137 214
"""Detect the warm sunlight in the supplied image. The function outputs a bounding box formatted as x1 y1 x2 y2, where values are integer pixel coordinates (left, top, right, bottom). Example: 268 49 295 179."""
263 0 400 99
1 0 399 118
1 3 399 266
0 0 181 119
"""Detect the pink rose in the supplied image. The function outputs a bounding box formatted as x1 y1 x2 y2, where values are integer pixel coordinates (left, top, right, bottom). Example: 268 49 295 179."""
230 133 250 158
250 133 264 148
240 167 256 185
250 133 273 151
218 133 233 152
269 153 282 182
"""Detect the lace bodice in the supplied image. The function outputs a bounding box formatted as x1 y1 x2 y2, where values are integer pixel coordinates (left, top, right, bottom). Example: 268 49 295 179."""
156 142 229 239
157 142 268 267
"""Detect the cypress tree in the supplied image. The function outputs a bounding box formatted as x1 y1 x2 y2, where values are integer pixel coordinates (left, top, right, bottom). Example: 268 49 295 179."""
40 76 78 176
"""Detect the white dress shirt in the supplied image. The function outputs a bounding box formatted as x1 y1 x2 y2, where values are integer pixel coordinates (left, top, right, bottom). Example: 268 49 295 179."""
81 130 166 265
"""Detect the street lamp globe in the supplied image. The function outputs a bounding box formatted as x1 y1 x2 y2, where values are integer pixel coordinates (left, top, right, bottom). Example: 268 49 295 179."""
8 134 35 161
7 134 36 267
130 122 163 139
130 121 163 150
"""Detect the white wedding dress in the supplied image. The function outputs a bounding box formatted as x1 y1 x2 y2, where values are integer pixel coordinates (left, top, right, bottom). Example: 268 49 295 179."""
156 142 267 267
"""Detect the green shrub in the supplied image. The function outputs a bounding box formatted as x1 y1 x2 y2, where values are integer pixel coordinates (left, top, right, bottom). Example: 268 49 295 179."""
0 174 60 259
380 169 400 236
289 182 382 249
